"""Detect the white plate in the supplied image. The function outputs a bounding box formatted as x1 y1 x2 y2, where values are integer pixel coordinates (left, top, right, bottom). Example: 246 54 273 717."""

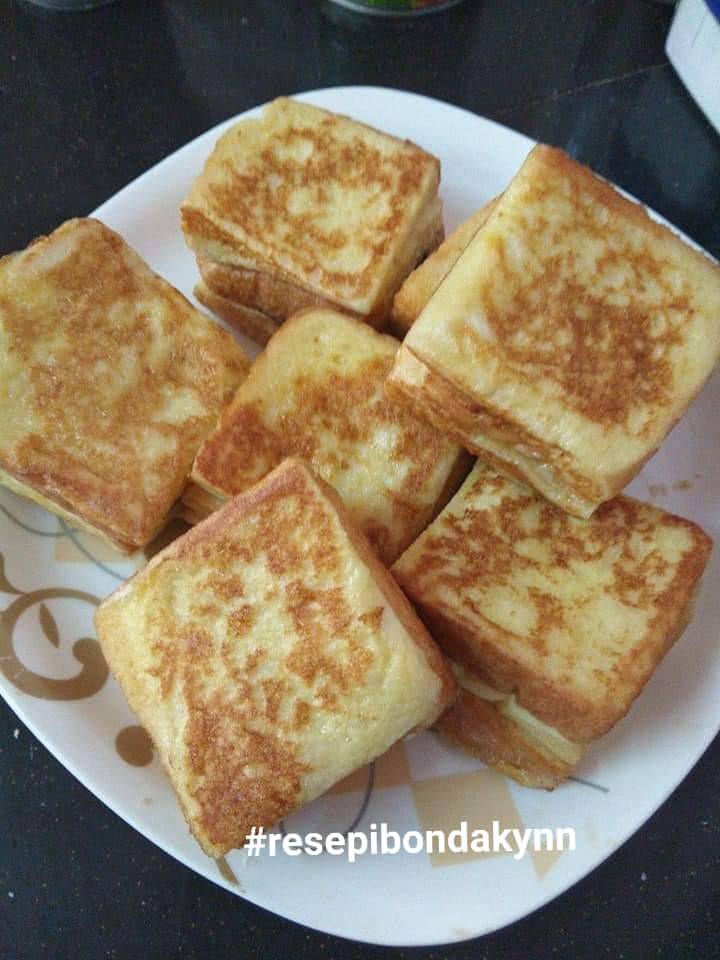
1 87 718 947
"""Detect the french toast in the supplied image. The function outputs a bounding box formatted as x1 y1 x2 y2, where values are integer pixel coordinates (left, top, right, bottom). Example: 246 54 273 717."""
390 198 499 335
0 218 249 552
95 458 456 856
181 97 444 339
392 462 712 786
182 307 470 566
388 145 720 517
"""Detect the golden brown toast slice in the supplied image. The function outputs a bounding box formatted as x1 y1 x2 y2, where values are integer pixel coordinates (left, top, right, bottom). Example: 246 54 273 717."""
184 307 470 565
181 97 443 317
0 218 249 552
391 198 499 335
95 458 456 856
393 462 712 755
388 145 720 517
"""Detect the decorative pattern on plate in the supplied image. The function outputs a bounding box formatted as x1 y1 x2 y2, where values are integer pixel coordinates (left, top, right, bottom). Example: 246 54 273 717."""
0 579 105 701
0 88 716 947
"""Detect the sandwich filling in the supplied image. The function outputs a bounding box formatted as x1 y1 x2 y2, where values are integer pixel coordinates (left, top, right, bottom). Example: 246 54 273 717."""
449 660 585 767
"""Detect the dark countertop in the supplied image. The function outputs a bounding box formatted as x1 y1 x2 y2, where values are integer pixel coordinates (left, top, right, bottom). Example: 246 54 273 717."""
1 1 719 957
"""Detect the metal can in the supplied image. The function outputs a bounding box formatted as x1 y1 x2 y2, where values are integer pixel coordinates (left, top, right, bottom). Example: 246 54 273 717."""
328 0 466 15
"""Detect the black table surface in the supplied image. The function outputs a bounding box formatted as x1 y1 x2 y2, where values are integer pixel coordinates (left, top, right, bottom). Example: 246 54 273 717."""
1 1 719 957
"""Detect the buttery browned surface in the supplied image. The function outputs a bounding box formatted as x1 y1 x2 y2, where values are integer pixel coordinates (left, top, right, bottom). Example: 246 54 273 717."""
469 155 693 425
187 308 468 565
0 218 248 550
181 98 442 315
392 145 720 515
393 462 712 743
95 459 454 856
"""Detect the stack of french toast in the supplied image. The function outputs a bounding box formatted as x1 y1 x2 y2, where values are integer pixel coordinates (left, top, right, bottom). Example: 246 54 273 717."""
1 98 717 857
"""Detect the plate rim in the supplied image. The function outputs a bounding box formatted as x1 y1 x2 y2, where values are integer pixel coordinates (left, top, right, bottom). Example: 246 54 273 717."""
1 84 718 947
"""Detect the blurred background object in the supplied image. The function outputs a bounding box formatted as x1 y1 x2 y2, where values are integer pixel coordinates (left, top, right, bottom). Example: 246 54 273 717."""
327 0 466 14
22 0 118 8
666 0 720 132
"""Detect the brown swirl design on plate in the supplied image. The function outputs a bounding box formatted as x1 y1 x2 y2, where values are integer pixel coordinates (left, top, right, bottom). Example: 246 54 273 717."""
0 553 22 596
0 584 107 700
115 725 154 767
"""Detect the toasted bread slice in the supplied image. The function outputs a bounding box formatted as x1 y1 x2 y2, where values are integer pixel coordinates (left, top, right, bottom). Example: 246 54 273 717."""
388 145 720 517
194 256 384 345
391 198 499 335
0 218 249 552
181 97 443 318
95 458 455 856
393 462 712 748
194 281 280 346
184 308 470 565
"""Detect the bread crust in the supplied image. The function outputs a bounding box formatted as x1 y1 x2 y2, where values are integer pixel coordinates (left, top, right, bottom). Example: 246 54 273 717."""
393 464 714 743
194 221 444 336
436 691 573 789
0 218 249 550
390 198 499 335
197 256 383 328
194 281 280 345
